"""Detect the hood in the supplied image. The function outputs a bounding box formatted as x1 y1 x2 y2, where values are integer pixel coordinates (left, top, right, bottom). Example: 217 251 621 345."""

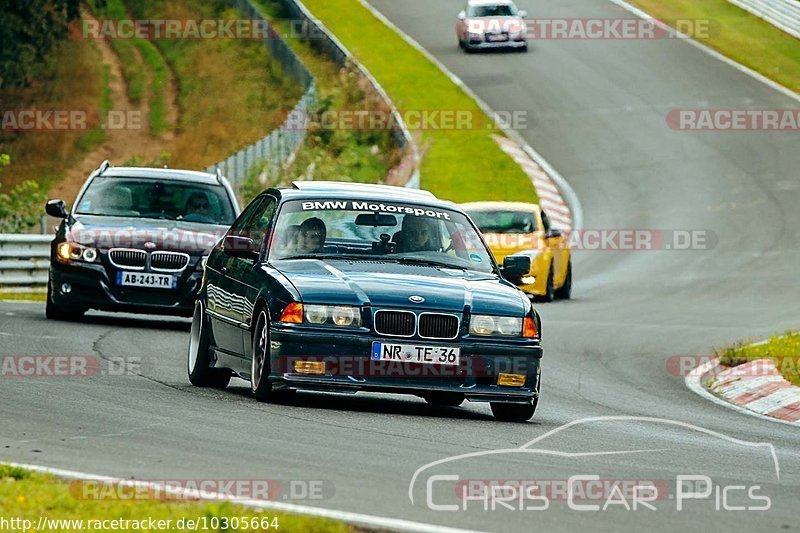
68 215 227 255
466 17 525 33
273 259 528 316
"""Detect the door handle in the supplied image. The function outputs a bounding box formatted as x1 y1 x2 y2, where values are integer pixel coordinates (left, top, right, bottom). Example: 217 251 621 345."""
221 266 228 276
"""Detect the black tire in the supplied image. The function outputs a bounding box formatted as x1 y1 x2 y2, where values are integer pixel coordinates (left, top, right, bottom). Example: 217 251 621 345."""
536 263 555 303
187 301 231 389
490 400 537 422
424 392 465 407
45 279 82 321
555 259 572 300
251 310 295 403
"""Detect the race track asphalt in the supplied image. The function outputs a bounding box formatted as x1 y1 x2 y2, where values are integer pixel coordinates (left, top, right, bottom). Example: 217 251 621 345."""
1 0 799 531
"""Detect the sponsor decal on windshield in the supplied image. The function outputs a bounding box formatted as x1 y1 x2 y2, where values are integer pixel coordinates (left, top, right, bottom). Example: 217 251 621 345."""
300 200 452 220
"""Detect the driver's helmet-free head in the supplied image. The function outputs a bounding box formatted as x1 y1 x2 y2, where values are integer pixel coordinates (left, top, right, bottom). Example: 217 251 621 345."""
185 192 211 215
299 217 327 253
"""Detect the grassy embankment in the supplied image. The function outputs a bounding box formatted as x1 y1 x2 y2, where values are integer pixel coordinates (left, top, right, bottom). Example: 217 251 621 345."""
630 0 800 94
0 464 351 533
718 331 800 386
275 0 538 203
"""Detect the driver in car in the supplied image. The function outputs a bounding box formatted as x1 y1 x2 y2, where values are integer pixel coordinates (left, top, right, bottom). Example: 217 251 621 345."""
184 192 212 221
394 216 439 253
298 217 327 253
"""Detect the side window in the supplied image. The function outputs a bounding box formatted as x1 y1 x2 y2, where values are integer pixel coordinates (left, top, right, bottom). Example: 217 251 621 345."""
249 197 277 247
229 196 270 237
540 210 552 232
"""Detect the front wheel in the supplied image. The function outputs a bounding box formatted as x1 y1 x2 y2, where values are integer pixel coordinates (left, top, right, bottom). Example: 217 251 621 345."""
251 310 295 403
188 301 231 389
491 399 537 422
45 279 83 321
536 263 555 303
555 259 572 300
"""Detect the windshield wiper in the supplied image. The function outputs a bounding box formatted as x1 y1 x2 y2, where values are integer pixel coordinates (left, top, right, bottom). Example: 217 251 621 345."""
390 257 468 270
275 253 370 261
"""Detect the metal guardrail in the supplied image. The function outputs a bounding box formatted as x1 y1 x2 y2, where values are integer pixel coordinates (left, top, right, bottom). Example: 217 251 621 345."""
728 0 800 39
0 234 51 286
204 0 317 190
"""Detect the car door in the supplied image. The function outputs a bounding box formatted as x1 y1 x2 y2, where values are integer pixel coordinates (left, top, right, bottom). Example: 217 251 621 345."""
206 196 271 356
224 195 278 356
541 209 567 286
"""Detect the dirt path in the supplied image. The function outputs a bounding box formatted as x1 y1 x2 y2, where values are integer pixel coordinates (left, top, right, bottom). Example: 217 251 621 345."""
49 31 180 202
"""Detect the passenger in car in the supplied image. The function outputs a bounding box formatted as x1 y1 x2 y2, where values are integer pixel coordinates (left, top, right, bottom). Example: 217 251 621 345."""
298 217 327 253
394 216 439 253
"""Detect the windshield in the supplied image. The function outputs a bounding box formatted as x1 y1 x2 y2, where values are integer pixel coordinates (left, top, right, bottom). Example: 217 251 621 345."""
75 177 236 224
467 210 539 234
468 4 517 17
268 200 495 273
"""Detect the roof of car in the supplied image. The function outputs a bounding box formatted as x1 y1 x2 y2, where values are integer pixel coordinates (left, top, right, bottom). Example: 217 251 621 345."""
99 167 222 184
467 0 515 6
461 201 541 213
271 181 461 210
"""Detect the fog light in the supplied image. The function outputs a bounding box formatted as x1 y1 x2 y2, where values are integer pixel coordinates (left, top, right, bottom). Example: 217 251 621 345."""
497 373 526 387
293 361 325 375
61 283 72 294
522 276 536 285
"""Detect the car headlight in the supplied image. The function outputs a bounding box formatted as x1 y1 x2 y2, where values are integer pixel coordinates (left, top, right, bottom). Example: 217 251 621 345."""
303 304 362 327
56 242 98 263
469 315 523 337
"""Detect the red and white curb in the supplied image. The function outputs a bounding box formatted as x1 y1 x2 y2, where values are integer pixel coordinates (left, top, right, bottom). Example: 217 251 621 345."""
686 359 800 427
494 135 573 230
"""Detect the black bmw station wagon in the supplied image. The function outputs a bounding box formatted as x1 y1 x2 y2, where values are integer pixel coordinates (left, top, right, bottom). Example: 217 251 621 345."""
45 161 240 320
188 181 543 421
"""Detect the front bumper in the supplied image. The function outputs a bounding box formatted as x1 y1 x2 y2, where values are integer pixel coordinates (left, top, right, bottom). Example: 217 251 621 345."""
268 326 542 403
464 38 527 50
49 260 202 317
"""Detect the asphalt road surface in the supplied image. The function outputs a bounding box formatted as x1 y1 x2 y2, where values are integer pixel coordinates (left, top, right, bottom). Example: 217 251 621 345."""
2 0 799 531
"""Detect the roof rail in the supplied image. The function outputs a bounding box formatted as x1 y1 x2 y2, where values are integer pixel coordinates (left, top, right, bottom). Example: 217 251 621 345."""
96 160 112 175
215 166 224 185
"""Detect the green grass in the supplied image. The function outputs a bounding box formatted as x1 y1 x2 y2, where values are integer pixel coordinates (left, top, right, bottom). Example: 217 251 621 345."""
124 0 305 171
279 0 537 203
0 465 351 532
133 39 172 136
718 331 800 386
89 0 147 105
630 0 800 94
0 289 46 302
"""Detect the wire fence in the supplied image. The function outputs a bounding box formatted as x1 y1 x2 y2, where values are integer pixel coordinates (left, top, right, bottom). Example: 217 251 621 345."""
203 0 317 191
205 0 419 193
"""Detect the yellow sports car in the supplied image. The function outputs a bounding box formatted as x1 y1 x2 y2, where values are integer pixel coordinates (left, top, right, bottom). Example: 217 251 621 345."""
462 202 571 301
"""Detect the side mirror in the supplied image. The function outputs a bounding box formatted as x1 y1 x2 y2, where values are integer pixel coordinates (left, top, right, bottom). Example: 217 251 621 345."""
545 228 562 239
502 255 532 278
45 199 68 219
458 10 466 20
518 9 528 18
224 234 259 260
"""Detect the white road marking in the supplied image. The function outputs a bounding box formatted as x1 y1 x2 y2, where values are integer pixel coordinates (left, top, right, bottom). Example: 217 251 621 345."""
2 462 485 533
